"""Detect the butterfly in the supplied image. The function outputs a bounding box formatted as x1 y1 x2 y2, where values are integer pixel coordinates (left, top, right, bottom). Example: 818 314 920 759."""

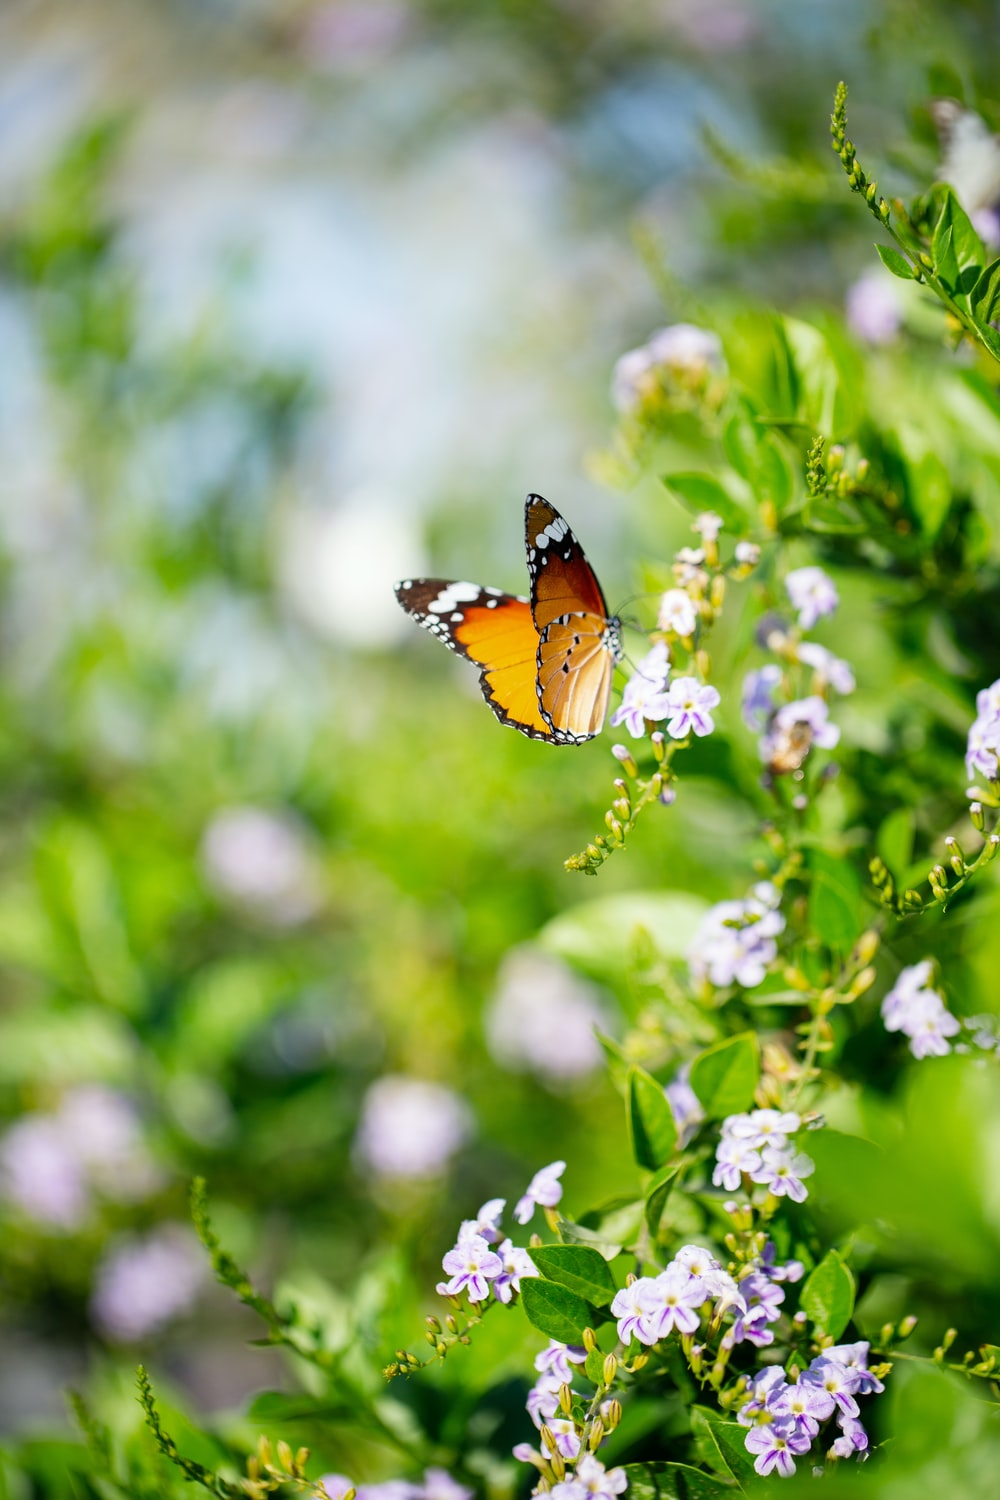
395 494 621 744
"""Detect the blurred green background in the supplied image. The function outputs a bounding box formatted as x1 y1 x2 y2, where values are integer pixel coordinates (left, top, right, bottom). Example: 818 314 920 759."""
2 0 1000 1484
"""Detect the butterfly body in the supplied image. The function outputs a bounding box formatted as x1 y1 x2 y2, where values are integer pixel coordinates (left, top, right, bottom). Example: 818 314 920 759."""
395 496 620 744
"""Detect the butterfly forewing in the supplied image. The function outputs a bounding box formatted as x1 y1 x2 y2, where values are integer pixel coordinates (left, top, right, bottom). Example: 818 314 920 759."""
525 494 610 632
394 578 551 738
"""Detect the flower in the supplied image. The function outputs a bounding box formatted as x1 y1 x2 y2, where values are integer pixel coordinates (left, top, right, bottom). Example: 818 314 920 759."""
749 1145 815 1202
632 1265 704 1340
829 1414 870 1458
527 1372 564 1427
737 1365 788 1425
492 1238 538 1303
457 1197 505 1245
664 1065 705 1147
742 665 782 731
610 644 672 739
553 1455 627 1500
693 511 723 543
657 588 698 637
966 681 1000 779
486 948 607 1084
726 1108 801 1149
745 1419 812 1478
846 268 904 344
513 1160 566 1224
422 1470 474 1500
802 1356 861 1419
610 1277 656 1344
712 1135 762 1192
797 641 856 695
440 1234 503 1303
672 546 708 586
689 884 785 990
824 1341 884 1396
354 1076 473 1179
541 1420 582 1460
662 676 720 738
535 1340 588 1384
611 324 725 412
735 540 760 566
785 566 839 629
881 962 960 1059
90 1224 205 1341
772 1377 837 1440
760 695 840 771
200 805 322 925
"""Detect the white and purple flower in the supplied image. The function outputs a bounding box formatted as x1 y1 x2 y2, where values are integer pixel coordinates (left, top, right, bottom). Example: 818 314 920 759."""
610 643 672 739
657 588 698 637
513 1160 566 1225
689 883 785 990
663 676 720 739
440 1234 503 1303
881 961 960 1059
492 1238 538 1303
785 566 839 629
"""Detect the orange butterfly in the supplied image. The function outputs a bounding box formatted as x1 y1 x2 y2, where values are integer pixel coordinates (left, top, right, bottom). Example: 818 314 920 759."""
395 495 622 744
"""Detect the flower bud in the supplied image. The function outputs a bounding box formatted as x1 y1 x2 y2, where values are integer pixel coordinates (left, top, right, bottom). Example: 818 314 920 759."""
970 801 985 832
650 731 666 762
945 836 964 875
855 929 880 965
613 798 631 822
879 1323 895 1346
898 1315 918 1339
602 1353 618 1386
296 1450 310 1473
611 744 638 777
277 1441 294 1473
588 1419 606 1451
849 965 877 998
986 834 1000 862
425 1315 442 1331
605 1399 623 1429
559 1383 573 1417
710 575 726 611
583 1326 599 1352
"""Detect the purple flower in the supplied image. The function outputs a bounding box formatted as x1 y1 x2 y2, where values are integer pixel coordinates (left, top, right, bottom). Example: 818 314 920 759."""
492 1238 538 1303
90 1224 205 1341
611 324 724 412
663 676 720 739
422 1473 472 1500
825 1341 883 1395
750 1145 815 1202
760 695 840 767
610 644 672 739
513 1160 565 1224
355 1076 473 1179
664 1066 705 1147
797 641 856 695
745 1418 812 1477
727 1302 777 1348
689 884 785 990
638 1265 705 1340
725 1109 802 1150
966 706 1000 780
657 588 698 637
742 665 782 731
535 1340 588 1384
712 1136 763 1192
772 1376 835 1439
611 1277 655 1344
846 268 903 344
457 1197 505 1245
829 1413 869 1458
760 1241 804 1283
440 1234 503 1303
881 962 960 1059
553 1455 627 1500
737 1365 788 1425
527 1373 563 1427
487 948 607 1084
803 1357 861 1418
541 1419 582 1461
785 566 839 628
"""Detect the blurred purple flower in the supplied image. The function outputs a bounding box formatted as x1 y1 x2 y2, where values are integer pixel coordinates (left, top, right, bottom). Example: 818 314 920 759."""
355 1076 473 1179
486 948 607 1084
201 806 322 926
91 1224 204 1341
785 566 838 628
846 269 903 344
612 324 725 412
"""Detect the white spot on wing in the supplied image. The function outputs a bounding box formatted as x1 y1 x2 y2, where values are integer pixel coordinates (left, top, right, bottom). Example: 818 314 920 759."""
428 581 482 613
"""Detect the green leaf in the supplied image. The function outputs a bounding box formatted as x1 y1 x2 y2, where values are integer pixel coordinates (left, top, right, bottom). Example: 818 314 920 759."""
971 256 1000 325
689 1033 760 1118
529 1244 618 1307
800 1248 855 1341
539 892 709 983
624 1462 737 1499
644 1163 680 1236
931 187 984 302
661 472 746 530
808 849 863 953
875 242 918 280
519 1277 592 1344
628 1066 678 1170
691 1408 756 1488
877 807 915 877
555 1216 624 1260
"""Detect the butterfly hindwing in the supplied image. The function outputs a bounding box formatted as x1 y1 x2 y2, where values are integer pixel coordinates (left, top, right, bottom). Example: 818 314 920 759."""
394 578 552 738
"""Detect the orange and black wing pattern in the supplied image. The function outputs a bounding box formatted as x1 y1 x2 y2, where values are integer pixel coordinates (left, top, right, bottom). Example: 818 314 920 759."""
394 577 551 739
395 497 620 745
524 495 621 744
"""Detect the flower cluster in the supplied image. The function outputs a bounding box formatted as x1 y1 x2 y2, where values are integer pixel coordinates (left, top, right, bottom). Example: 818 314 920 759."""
610 641 720 742
320 1468 473 1500
965 678 1000 785
437 1163 566 1304
741 566 852 778
611 324 725 414
881 961 960 1059
610 1244 746 1346
688 882 785 990
713 1111 814 1205
738 1342 885 1477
